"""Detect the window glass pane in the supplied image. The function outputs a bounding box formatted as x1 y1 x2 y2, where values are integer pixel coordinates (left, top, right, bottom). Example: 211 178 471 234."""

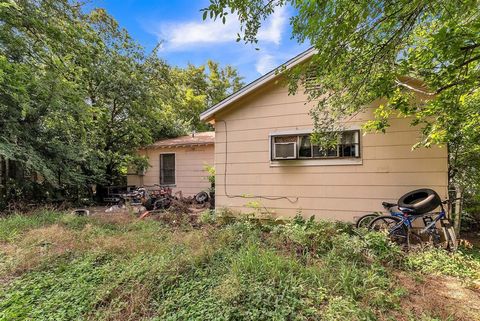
340 131 359 157
340 144 355 157
298 136 312 157
275 136 297 143
160 154 175 185
327 147 338 157
312 146 322 157
341 131 357 144
313 146 338 157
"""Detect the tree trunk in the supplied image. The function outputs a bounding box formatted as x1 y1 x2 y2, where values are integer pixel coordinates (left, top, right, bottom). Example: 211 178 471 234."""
453 185 463 237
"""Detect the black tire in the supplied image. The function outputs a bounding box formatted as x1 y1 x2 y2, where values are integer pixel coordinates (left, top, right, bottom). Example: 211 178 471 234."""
355 213 380 229
195 191 209 204
144 198 154 211
154 197 171 210
369 215 408 246
397 189 441 215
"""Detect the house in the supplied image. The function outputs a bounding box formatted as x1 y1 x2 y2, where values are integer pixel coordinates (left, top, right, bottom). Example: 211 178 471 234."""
127 132 215 197
200 49 448 221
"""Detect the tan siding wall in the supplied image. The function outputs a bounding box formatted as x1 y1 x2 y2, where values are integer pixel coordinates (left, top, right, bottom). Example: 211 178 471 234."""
127 145 214 196
213 81 448 221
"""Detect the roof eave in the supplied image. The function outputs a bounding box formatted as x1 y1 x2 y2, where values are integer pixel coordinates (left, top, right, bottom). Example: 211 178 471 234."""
200 47 317 122
142 142 214 149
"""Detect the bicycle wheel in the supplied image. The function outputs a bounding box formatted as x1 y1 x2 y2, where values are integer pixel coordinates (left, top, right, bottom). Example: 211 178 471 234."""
355 213 380 229
440 218 458 251
369 215 408 246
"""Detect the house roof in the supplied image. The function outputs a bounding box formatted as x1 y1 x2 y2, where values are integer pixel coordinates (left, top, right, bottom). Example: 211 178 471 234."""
200 47 316 122
199 47 431 123
144 132 215 149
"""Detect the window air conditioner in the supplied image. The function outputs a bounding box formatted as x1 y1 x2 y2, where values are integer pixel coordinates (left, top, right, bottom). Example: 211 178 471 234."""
273 142 297 160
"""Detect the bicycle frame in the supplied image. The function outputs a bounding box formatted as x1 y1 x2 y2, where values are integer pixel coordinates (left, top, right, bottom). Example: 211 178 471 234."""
372 198 458 250
395 201 447 233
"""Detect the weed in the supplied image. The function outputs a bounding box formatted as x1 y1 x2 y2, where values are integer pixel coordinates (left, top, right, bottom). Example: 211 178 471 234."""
404 247 480 281
0 210 63 241
199 209 216 225
0 211 478 320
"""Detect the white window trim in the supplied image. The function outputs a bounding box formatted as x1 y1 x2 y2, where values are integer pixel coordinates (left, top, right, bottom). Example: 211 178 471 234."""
159 152 176 187
269 127 363 167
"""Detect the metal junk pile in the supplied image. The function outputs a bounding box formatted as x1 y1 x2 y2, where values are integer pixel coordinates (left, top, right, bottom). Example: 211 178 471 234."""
118 185 212 213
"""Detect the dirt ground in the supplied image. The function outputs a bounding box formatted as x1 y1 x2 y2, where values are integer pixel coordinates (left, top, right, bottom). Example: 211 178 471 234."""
389 273 480 321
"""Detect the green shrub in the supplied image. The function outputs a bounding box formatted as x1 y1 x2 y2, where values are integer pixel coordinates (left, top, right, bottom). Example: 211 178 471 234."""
199 209 217 225
404 247 480 281
361 230 404 264
271 215 345 256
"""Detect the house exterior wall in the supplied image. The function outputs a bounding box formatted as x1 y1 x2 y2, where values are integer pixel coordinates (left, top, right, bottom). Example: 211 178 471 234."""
213 80 448 221
127 144 214 197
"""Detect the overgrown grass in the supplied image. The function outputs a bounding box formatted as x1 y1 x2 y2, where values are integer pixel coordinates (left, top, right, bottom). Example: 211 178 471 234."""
0 210 63 241
404 247 480 281
0 211 478 321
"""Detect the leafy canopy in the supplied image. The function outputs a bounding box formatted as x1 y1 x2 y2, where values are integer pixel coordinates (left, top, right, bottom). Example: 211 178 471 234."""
202 0 480 189
0 0 243 202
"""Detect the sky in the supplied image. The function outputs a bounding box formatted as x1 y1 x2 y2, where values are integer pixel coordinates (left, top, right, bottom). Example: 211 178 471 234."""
87 0 310 83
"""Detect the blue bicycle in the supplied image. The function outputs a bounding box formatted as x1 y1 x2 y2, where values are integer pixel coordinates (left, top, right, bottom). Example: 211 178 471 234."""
355 201 401 229
368 199 458 251
356 189 458 251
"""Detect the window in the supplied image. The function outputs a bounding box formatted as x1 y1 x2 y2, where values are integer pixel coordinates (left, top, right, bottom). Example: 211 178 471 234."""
160 153 175 185
271 130 360 161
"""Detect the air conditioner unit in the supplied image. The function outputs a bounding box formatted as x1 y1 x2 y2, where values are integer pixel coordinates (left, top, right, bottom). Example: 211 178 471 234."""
273 142 297 160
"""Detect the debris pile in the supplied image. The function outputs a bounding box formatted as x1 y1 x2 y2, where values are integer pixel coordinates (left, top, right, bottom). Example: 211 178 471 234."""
77 186 214 223
105 204 126 213
168 199 191 214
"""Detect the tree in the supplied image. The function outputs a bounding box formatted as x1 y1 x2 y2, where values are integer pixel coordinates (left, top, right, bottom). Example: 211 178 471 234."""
82 9 183 186
202 0 480 226
169 61 243 131
0 0 97 197
0 0 244 206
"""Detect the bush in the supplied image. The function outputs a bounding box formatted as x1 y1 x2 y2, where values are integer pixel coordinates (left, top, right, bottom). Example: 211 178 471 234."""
199 209 217 225
404 247 480 281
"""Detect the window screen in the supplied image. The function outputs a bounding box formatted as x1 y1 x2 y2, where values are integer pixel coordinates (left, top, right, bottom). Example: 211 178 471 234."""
160 153 175 185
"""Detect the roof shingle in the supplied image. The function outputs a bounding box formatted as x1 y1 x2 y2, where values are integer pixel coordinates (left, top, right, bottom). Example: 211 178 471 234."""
144 132 215 149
